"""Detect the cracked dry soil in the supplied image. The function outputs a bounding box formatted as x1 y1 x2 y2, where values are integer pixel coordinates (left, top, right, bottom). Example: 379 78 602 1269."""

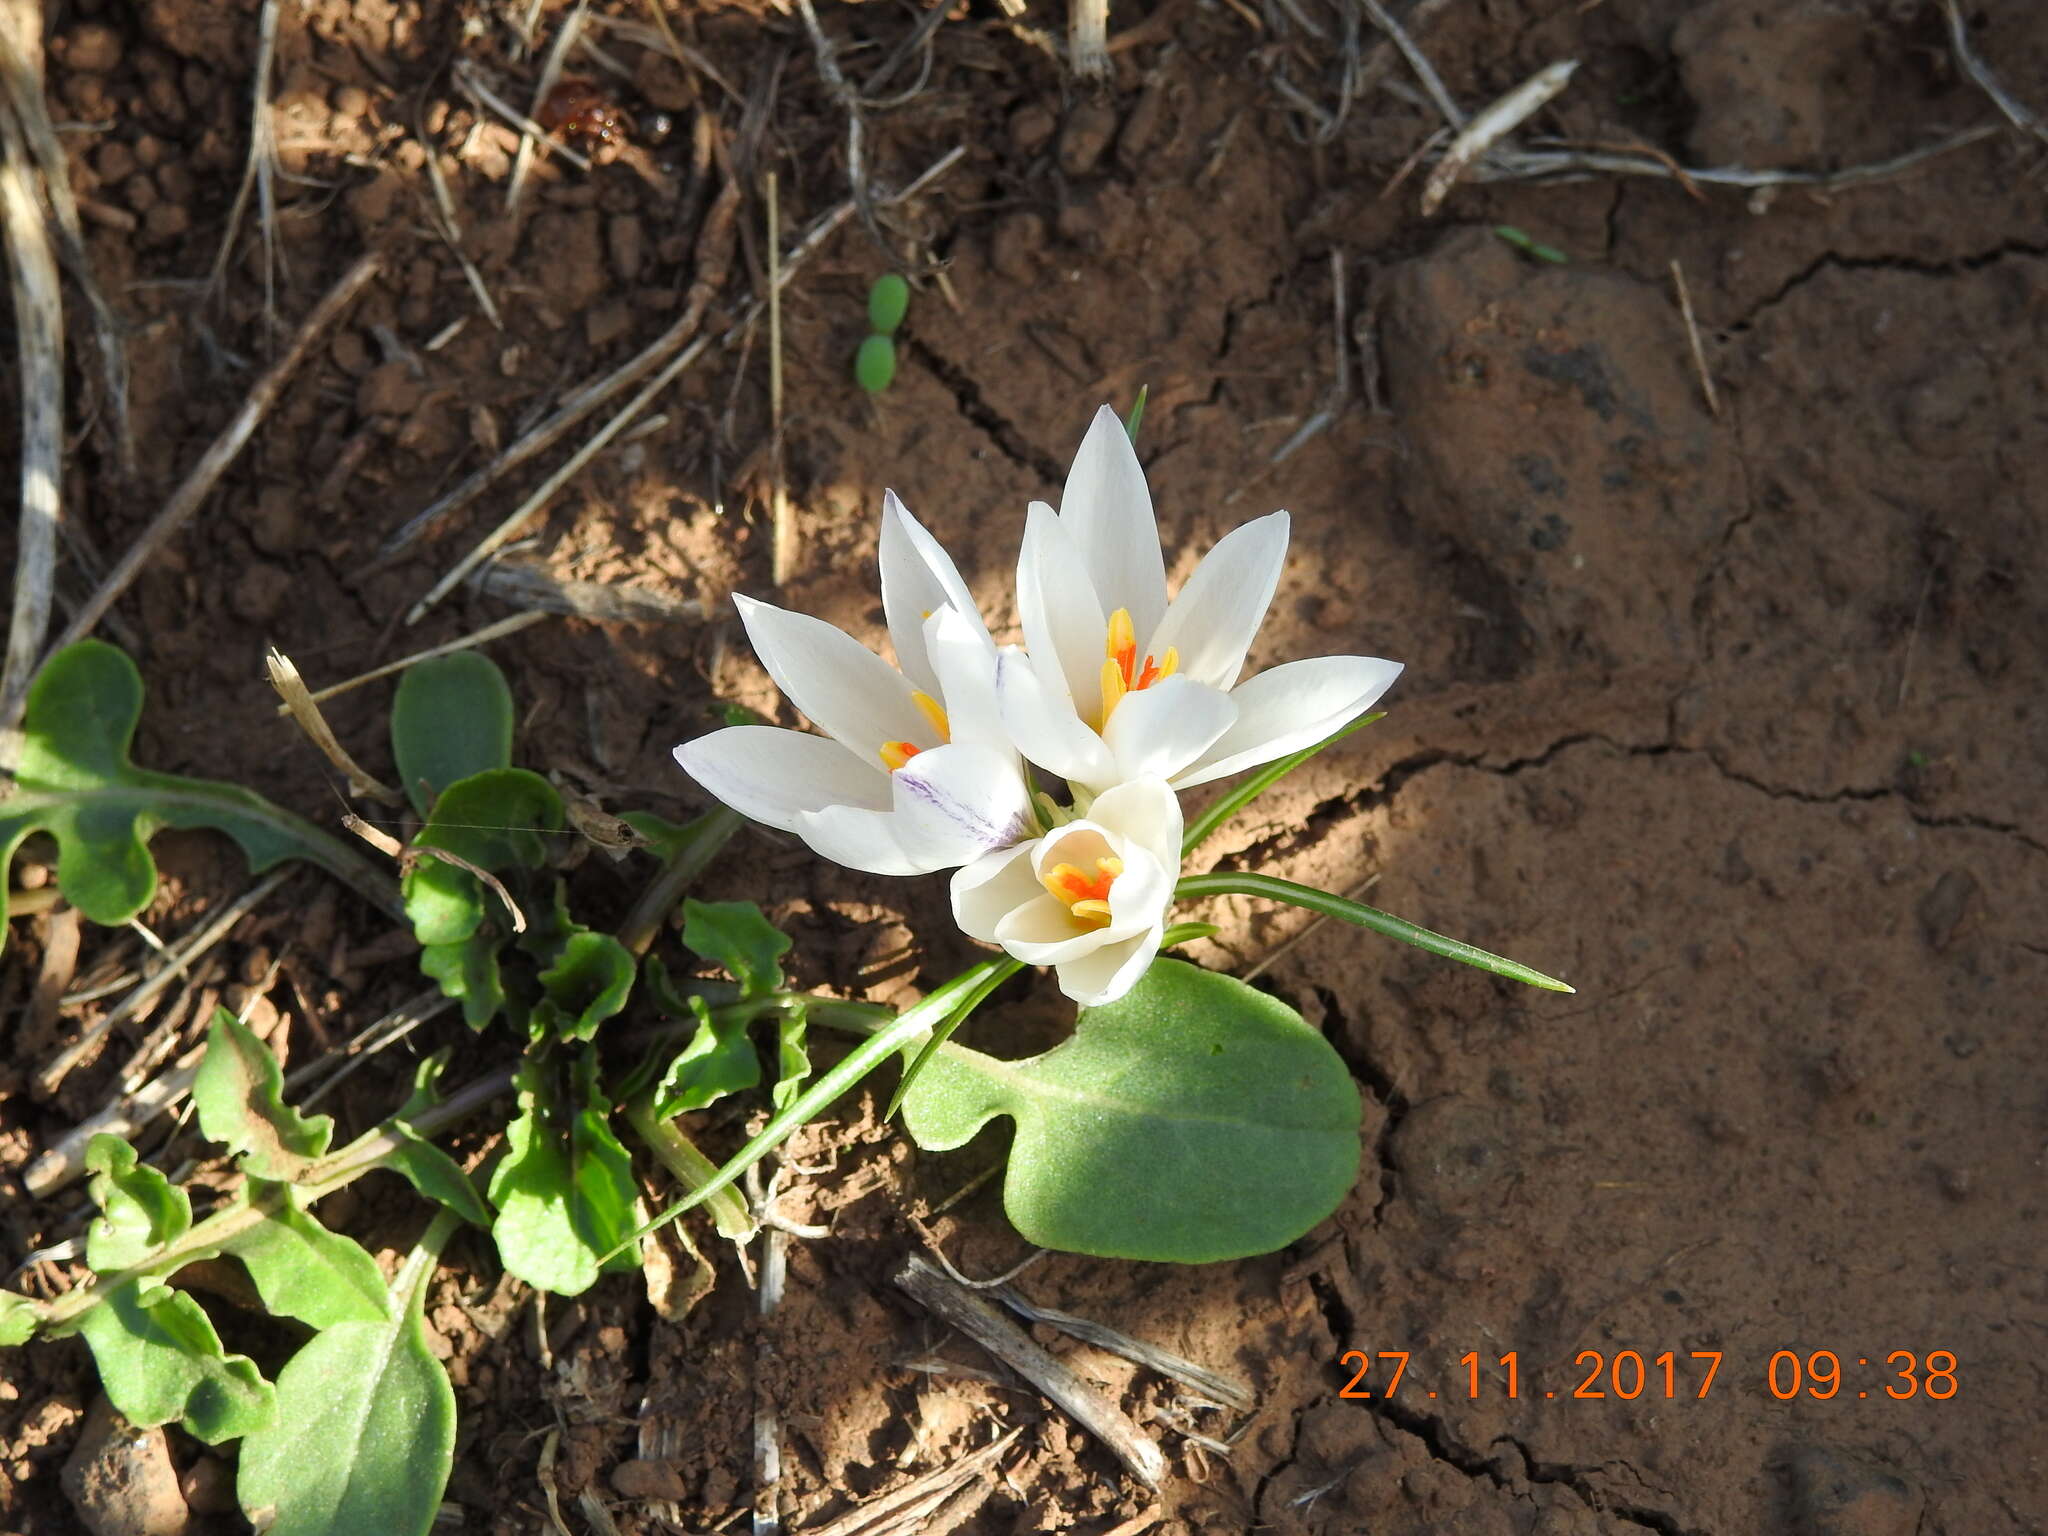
2 0 2044 1532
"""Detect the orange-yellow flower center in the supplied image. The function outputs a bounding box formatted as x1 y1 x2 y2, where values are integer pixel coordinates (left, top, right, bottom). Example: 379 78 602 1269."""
879 689 951 772
1098 608 1178 728
1045 855 1124 928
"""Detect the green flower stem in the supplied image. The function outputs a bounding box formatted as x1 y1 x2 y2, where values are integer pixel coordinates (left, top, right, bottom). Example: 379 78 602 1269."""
1175 871 1575 993
623 1097 757 1242
885 958 1023 1119
618 806 743 957
396 1208 464 1301
609 957 1013 1258
1181 713 1384 855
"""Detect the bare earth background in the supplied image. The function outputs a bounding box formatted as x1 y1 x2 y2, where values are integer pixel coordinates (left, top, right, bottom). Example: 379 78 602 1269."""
2 0 2045 1532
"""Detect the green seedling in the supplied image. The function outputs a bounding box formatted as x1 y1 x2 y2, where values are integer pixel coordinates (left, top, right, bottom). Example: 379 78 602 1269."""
867 272 910 335
855 332 897 394
1495 224 1568 264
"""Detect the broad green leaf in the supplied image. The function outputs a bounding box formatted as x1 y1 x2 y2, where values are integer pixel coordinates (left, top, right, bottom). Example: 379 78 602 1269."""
771 1002 810 1112
533 930 634 1042
222 1186 389 1330
682 898 789 996
374 1054 494 1228
0 641 398 952
73 1278 275 1444
84 1135 191 1271
901 959 1361 1263
237 1222 455 1536
390 651 516 818
402 767 561 946
487 1055 638 1295
418 936 504 1030
191 1009 332 1181
650 992 761 1118
0 1292 38 1346
378 1125 494 1229
193 1009 333 1180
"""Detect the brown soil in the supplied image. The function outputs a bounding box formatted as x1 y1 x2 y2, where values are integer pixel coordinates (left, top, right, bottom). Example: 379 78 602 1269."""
4 0 2045 1533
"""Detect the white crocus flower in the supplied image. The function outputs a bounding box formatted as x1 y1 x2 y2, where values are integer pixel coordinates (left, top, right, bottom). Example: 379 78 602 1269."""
674 494 1034 877
998 406 1405 794
952 777 1182 1006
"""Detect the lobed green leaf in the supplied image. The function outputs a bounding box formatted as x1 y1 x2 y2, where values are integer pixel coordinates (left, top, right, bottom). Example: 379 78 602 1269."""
901 959 1361 1262
72 1278 275 1444
649 988 761 1118
0 641 399 952
193 1009 334 1181
84 1134 192 1272
682 898 789 996
487 1054 639 1295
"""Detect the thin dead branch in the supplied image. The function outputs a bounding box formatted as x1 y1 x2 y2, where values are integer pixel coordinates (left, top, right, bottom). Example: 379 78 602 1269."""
46 252 381 657
1475 126 1998 194
1943 0 2048 147
993 1286 1256 1412
1421 58 1577 214
1360 0 1464 128
208 0 283 322
767 170 795 586
1668 258 1719 417
471 563 704 624
802 1430 1023 1536
0 86 62 763
508 0 590 212
272 611 548 714
892 1253 1168 1487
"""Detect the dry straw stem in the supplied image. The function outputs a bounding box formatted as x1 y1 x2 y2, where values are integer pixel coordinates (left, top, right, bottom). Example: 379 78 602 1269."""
34 868 295 1103
803 1429 1024 1536
1668 258 1719 417
1943 0 2048 147
46 251 382 657
271 610 548 714
396 144 966 607
208 0 282 320
1070 0 1111 79
0 2 130 470
452 57 590 175
0 95 62 764
1421 58 1577 214
1360 0 1464 128
767 170 795 586
893 1253 1169 1487
471 561 704 623
993 1285 1256 1412
265 646 403 804
1473 125 1999 194
508 0 590 213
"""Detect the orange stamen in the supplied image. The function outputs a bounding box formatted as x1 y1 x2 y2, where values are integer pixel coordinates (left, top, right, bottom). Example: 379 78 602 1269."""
1045 855 1123 928
1097 610 1176 727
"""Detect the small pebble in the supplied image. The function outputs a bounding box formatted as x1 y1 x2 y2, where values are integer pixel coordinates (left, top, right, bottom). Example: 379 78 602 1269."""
62 23 123 74
1058 101 1119 178
61 1397 190 1536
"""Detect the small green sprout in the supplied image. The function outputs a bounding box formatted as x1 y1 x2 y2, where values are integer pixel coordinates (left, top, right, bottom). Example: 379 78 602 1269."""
867 273 910 336
855 334 897 394
1494 225 1568 264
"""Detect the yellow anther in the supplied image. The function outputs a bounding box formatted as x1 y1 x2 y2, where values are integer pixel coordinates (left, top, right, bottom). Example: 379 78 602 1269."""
1045 856 1122 928
1068 899 1113 925
1104 608 1137 673
879 741 921 772
1097 658 1127 729
911 689 951 742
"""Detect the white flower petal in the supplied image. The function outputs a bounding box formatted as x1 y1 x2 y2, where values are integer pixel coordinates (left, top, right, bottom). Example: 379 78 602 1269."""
1103 844 1174 932
1084 777 1185 872
1145 510 1289 689
1101 674 1236 787
889 743 1035 869
673 726 888 833
1173 655 1405 789
734 594 929 762
795 803 921 877
997 650 1116 787
1017 499 1108 719
953 842 1044 943
879 491 988 695
1061 406 1167 642
923 607 1003 750
1055 929 1160 1007
994 895 1105 965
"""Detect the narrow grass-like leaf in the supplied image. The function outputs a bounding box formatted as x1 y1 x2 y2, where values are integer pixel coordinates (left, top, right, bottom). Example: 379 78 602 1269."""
885 959 1022 1121
73 1278 275 1444
1181 711 1385 854
1175 871 1574 992
900 959 1360 1261
236 1211 459 1536
0 640 398 952
616 960 1006 1254
193 1009 334 1180
390 651 515 817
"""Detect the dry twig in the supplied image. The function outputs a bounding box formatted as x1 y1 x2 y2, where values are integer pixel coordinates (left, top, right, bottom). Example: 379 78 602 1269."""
208 0 283 322
47 252 382 656
1421 58 1577 215
893 1254 1168 1487
266 647 403 804
1943 0 2048 147
1668 258 1719 417
803 1429 1022 1536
